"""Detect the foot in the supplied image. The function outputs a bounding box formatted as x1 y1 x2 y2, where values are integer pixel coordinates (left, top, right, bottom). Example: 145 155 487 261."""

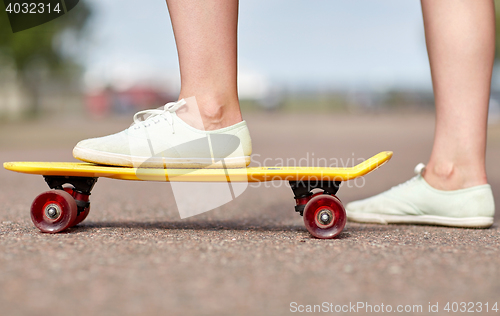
73 99 252 168
346 164 495 228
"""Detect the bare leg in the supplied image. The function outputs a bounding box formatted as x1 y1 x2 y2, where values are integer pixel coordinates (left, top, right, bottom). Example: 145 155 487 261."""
73 1 249 168
165 0 241 131
346 1 495 227
421 0 495 190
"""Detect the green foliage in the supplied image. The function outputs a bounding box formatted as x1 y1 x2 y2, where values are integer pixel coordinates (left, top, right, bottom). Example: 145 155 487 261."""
0 1 91 115
0 1 91 72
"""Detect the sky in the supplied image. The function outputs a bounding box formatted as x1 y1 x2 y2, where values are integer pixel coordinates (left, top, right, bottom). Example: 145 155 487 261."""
81 0 433 93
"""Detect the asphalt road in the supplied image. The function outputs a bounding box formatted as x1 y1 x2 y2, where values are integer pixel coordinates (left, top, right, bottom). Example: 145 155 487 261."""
0 112 499 315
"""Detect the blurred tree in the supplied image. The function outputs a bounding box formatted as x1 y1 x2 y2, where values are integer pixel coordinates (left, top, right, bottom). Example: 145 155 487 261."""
0 1 92 115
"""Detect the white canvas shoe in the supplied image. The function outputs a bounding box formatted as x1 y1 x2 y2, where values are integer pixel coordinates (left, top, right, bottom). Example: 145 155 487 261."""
346 164 495 228
73 99 252 168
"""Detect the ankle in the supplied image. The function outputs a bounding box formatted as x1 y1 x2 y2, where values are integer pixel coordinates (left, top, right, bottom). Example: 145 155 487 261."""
177 94 242 130
199 99 242 129
423 161 487 190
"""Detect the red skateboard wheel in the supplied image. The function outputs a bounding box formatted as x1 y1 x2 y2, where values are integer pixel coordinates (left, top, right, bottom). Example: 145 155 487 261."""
31 190 78 233
303 194 346 239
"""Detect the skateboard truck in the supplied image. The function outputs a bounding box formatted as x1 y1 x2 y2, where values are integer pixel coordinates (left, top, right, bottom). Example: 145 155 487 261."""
44 176 98 216
44 176 98 194
289 180 341 216
289 180 346 239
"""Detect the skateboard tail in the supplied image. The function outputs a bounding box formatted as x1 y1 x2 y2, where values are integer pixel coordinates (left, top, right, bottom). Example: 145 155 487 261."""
347 151 392 179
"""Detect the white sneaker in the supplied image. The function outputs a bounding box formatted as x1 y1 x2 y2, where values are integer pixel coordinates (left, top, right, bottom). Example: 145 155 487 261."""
73 99 252 168
346 164 495 228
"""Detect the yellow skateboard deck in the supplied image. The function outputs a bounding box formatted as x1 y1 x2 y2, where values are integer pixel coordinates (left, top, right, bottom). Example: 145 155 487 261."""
4 151 392 182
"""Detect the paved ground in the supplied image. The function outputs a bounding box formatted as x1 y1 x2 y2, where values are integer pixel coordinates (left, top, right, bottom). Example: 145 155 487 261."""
0 112 499 315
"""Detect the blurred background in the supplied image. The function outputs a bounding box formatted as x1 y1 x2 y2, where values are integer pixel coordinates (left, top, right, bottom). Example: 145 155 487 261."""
2 2 500 314
2 0 500 120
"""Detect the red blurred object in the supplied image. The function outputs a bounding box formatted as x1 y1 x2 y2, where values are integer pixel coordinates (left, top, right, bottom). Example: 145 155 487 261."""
85 86 173 118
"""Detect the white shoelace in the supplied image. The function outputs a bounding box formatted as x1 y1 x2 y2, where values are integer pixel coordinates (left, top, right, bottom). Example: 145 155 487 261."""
132 99 186 133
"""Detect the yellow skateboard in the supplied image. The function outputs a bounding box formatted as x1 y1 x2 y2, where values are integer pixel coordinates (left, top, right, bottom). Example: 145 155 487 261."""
4 151 392 238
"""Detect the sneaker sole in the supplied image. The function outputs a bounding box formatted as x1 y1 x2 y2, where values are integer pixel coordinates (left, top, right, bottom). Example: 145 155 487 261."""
347 212 494 228
73 147 250 169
